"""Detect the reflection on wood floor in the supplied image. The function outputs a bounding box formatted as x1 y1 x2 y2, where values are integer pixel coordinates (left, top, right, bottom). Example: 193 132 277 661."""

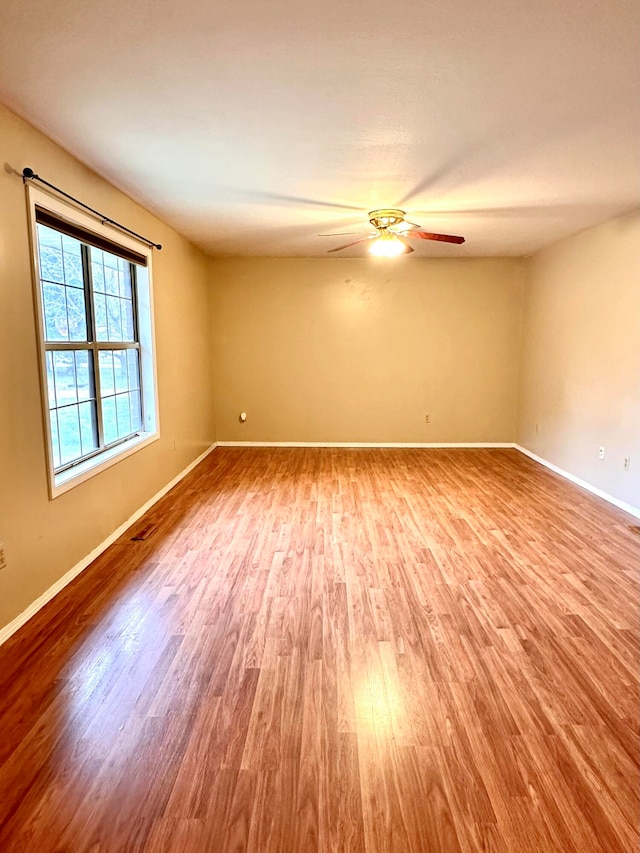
0 448 638 851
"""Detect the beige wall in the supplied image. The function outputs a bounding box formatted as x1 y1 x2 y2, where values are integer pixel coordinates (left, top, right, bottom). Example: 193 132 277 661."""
210 258 525 443
0 104 215 630
518 212 640 509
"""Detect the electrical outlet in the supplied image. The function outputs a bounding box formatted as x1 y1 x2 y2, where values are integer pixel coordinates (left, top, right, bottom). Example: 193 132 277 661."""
0 545 6 571
599 446 605 461
624 456 630 471
424 414 431 424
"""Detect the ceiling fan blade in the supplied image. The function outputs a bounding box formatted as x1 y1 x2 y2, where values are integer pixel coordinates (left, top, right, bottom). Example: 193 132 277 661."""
400 240 414 254
327 236 376 253
402 231 465 244
318 231 372 237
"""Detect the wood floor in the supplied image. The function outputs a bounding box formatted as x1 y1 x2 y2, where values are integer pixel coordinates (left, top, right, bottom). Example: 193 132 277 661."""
0 448 638 852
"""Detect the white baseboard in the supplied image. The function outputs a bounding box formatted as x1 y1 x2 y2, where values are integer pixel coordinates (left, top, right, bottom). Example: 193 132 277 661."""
0 443 218 647
216 441 516 448
515 444 640 519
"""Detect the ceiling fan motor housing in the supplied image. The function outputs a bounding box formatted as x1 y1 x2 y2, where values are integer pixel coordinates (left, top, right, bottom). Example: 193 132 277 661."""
368 208 406 230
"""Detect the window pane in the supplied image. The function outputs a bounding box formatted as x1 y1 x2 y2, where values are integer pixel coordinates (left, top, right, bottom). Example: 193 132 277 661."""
91 254 136 343
74 351 93 402
116 393 132 436
66 287 88 341
92 256 105 293
120 298 135 341
39 238 65 284
43 283 69 342
98 351 115 395
38 224 89 345
130 388 142 431
102 396 117 445
106 296 123 340
126 349 140 391
50 410 61 468
61 235 84 288
94 292 108 340
45 352 56 408
120 262 132 298
38 225 63 252
53 351 78 406
103 250 120 271
113 351 128 393
100 352 139 443
58 404 82 465
104 264 119 297
79 400 98 456
47 349 98 470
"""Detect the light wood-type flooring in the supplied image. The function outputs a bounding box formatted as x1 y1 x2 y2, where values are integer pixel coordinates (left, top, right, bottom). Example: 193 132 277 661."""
0 448 638 852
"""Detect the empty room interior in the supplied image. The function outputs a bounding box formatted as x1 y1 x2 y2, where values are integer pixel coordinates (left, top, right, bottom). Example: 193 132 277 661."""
0 0 639 850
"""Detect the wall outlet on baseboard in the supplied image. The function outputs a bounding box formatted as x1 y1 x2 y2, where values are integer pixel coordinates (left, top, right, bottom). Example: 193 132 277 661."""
0 545 6 571
624 456 630 471
424 414 431 424
599 446 605 461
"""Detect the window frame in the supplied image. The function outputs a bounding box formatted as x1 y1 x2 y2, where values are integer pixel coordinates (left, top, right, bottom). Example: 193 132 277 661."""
27 184 160 499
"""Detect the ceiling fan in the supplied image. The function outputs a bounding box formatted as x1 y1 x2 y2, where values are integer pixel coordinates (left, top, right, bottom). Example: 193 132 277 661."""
320 209 465 257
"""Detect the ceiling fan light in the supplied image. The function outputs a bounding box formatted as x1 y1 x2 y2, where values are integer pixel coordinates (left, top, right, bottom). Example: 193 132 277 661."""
369 234 406 257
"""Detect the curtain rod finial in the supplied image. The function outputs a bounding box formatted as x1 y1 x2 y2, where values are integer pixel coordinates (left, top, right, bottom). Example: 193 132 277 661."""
22 167 35 179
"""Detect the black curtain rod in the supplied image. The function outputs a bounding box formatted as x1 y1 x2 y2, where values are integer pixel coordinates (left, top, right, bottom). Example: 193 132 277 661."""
22 168 162 250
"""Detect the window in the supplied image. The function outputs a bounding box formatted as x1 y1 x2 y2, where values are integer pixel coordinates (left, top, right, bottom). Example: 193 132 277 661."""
28 188 159 496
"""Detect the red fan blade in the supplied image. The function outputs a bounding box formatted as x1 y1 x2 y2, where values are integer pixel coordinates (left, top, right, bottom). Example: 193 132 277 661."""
403 231 465 244
400 240 414 254
327 236 375 253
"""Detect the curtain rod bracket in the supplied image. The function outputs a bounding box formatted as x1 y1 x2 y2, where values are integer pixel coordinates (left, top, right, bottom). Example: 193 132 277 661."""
22 167 162 250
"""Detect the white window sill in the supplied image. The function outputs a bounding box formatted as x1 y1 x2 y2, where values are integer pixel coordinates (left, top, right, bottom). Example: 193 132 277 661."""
51 431 160 498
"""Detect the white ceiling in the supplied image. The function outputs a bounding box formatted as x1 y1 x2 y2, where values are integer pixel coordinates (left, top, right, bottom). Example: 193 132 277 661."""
1 0 639 257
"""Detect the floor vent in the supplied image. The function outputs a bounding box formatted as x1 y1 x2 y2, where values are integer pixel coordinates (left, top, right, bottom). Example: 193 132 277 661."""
131 523 158 541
